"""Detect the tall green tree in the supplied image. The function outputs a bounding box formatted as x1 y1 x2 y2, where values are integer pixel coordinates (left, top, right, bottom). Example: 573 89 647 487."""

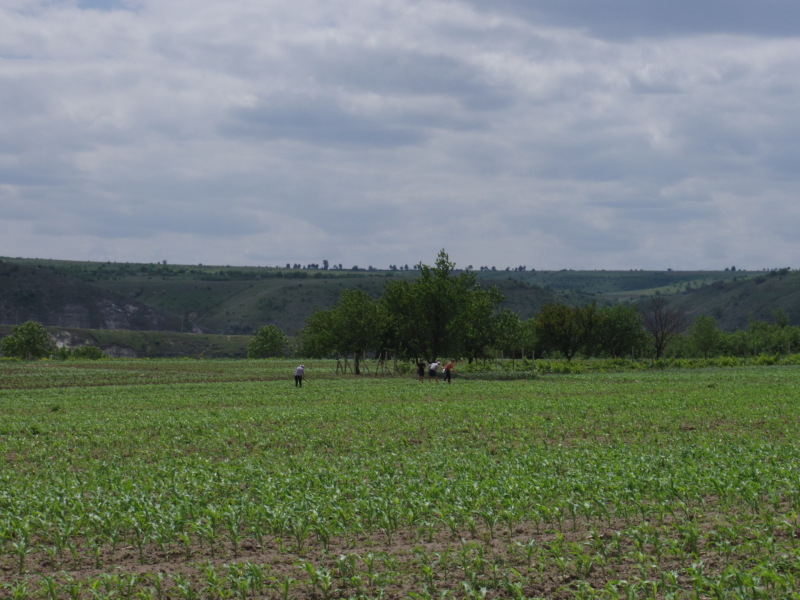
1 321 55 360
595 304 648 358
690 315 722 359
496 310 524 357
534 303 598 361
248 325 289 358
298 289 384 374
460 286 505 362
381 250 503 361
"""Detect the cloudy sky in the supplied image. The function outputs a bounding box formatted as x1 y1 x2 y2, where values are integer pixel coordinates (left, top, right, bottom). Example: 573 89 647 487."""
2 0 799 270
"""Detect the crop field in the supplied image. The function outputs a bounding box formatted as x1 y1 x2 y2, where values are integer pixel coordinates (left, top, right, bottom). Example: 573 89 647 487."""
1 361 800 599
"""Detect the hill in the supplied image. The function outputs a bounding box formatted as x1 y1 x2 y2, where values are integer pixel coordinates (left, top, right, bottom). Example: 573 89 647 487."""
671 268 800 330
3 257 792 339
0 261 189 332
0 324 251 358
2 258 605 335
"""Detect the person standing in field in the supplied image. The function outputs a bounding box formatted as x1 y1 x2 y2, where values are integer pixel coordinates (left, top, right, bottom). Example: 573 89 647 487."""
444 360 456 383
294 364 305 387
428 360 440 383
416 360 426 382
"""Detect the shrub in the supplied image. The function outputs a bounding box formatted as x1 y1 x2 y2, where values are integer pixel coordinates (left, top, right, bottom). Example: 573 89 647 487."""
72 345 107 360
754 353 779 366
248 325 289 358
782 353 800 366
1 321 55 360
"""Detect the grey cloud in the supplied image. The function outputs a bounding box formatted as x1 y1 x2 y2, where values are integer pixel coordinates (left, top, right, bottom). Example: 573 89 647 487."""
462 0 800 39
504 210 640 253
29 192 265 239
221 93 426 148
76 0 137 11
591 195 718 225
628 75 683 95
2 0 800 269
306 46 515 111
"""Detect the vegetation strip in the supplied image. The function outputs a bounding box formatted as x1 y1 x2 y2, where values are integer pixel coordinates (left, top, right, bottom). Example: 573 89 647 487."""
2 361 800 598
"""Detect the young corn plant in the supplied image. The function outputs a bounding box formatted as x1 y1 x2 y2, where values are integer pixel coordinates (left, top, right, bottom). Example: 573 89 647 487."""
11 536 33 575
277 576 296 600
199 561 228 600
6 578 30 600
172 574 199 600
298 560 336 600
38 575 59 600
224 506 243 557
62 572 83 600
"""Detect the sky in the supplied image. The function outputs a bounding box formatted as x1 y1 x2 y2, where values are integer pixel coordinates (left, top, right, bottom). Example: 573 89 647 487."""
1 0 799 271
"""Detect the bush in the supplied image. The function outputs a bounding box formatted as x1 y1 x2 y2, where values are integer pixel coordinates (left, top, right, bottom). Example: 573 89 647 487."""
1 321 55 360
713 356 743 368
72 345 107 360
782 353 800 366
248 325 289 358
754 353 779 366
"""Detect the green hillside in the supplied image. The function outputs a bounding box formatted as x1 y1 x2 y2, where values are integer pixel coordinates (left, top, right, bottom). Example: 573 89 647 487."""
477 268 751 299
0 325 251 358
3 257 793 338
0 260 183 331
91 270 600 335
672 268 800 330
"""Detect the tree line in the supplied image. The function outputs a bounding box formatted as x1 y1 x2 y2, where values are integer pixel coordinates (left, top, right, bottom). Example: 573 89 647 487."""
251 251 797 369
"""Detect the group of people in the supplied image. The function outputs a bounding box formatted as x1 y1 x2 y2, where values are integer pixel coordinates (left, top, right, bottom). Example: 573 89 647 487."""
416 359 456 383
293 359 457 386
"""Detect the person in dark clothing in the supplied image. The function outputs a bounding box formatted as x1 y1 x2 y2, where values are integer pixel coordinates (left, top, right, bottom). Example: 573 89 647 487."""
294 364 305 387
416 360 426 382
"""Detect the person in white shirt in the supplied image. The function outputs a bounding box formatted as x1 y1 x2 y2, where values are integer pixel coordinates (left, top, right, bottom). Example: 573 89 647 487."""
428 361 440 383
294 364 305 387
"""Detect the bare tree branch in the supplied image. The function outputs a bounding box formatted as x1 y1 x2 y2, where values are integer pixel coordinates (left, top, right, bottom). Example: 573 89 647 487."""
640 297 686 359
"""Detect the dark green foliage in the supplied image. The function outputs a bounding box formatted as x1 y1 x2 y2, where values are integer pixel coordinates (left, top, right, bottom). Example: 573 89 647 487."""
381 250 504 361
73 345 106 359
691 315 722 359
595 304 648 358
55 345 107 360
298 289 384 374
0 321 55 360
533 302 599 361
247 325 289 358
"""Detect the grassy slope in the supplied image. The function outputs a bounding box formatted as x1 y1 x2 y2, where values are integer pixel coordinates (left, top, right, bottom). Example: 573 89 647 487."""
671 270 800 330
0 324 251 358
0 261 183 331
6 257 797 336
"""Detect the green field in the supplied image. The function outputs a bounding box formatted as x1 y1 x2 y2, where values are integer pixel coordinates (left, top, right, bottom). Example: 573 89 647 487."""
1 361 800 598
